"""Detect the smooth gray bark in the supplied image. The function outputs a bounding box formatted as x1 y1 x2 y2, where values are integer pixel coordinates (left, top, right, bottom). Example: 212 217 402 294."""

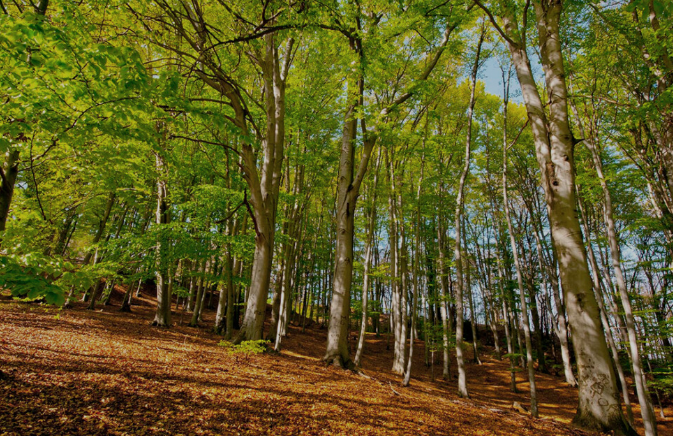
354 149 381 367
452 26 484 398
152 150 172 327
503 129 538 418
573 101 657 435
475 0 634 431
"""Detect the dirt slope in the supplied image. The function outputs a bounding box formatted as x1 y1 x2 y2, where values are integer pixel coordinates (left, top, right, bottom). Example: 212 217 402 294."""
0 295 670 435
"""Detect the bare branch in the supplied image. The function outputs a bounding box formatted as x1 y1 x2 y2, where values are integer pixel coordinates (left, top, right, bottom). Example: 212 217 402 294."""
472 0 520 48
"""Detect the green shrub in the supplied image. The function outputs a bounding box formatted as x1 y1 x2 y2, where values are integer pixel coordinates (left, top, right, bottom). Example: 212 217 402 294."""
218 339 270 363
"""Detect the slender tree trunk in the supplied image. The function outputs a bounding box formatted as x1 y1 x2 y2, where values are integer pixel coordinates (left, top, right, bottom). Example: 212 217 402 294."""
452 26 484 398
388 149 403 373
527 202 576 386
524 258 547 373
394 176 409 374
354 149 382 367
152 149 172 327
437 208 451 379
403 155 424 386
324 24 452 367
189 260 207 327
503 289 518 393
503 136 538 417
234 35 293 344
577 187 636 426
463 219 481 365
575 102 657 435
82 192 116 265
215 246 234 335
324 39 379 365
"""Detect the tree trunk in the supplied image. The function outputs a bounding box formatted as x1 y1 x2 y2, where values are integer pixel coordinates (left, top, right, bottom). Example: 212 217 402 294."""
152 149 172 328
215 224 236 335
578 183 636 426
324 46 377 366
0 142 20 236
234 35 292 344
393 176 409 374
324 108 359 367
463 218 481 365
437 203 451 380
527 203 576 386
403 154 424 386
354 149 382 367
575 101 657 435
452 26 484 398
82 192 116 265
503 131 538 417
485 2 635 430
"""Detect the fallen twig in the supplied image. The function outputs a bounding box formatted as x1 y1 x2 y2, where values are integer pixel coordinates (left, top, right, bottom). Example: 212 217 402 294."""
389 381 401 396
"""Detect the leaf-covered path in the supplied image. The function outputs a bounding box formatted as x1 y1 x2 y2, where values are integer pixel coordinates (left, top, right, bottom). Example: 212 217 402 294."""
0 296 670 435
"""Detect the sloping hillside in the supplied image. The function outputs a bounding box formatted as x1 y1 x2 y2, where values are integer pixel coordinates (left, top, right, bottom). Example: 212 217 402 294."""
0 295 670 435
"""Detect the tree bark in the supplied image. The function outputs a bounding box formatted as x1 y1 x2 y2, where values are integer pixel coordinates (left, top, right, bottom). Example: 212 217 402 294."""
234 35 293 343
354 149 382 367
324 69 373 367
403 153 424 386
577 192 635 425
152 149 171 327
452 25 484 398
574 100 657 435
477 1 635 430
503 130 539 417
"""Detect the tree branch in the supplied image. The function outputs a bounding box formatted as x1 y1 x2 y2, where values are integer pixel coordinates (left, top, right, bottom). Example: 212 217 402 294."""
169 135 242 157
507 118 529 151
215 200 245 224
472 0 520 48
243 190 261 237
383 23 456 115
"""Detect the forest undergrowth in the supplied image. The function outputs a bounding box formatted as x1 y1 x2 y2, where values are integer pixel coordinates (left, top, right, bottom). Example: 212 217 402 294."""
1 289 671 436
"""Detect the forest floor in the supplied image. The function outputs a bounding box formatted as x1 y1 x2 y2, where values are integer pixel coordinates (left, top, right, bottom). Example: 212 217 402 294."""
0 290 671 435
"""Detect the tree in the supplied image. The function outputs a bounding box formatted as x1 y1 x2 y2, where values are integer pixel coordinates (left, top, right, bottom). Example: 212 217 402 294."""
475 0 635 432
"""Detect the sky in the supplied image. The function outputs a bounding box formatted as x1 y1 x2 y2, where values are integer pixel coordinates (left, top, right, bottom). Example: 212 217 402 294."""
477 48 545 104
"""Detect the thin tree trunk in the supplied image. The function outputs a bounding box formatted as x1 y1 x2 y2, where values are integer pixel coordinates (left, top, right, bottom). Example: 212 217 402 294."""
463 218 481 365
437 206 451 379
574 101 657 435
152 148 171 327
453 26 484 398
403 154 424 386
577 185 636 426
503 116 538 417
354 149 382 367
